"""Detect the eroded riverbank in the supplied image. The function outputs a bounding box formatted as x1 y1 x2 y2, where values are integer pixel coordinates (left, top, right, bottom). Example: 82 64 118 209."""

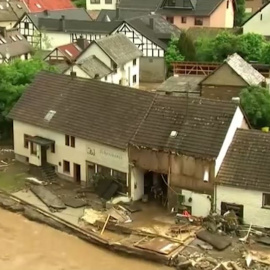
0 208 170 270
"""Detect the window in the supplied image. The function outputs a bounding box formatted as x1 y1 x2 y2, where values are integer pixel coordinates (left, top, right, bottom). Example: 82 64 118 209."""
260 13 263 21
90 0 100 3
51 143 55 153
25 22 29 29
65 134 70 146
25 53 29 60
262 193 270 209
181 17 187 24
133 74 137 84
24 134 30 148
203 167 209 182
112 170 126 183
63 160 70 173
166 16 174 24
133 59 136 66
30 142 37 155
194 18 203 26
183 0 189 7
105 0 112 3
71 136 75 148
167 0 176 6
97 164 111 177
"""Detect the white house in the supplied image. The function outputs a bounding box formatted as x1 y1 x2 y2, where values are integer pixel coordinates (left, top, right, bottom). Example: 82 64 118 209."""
69 33 142 87
86 0 118 10
243 1 270 36
216 128 270 228
0 27 32 63
9 72 248 208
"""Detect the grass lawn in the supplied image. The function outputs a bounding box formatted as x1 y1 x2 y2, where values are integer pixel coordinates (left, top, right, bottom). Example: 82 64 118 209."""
0 168 29 193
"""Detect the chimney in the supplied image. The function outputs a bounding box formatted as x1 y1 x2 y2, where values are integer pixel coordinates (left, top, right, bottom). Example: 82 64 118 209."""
60 15 65 31
43 9 49 16
76 35 86 50
0 27 7 38
70 71 76 78
149 17 154 29
115 6 120 20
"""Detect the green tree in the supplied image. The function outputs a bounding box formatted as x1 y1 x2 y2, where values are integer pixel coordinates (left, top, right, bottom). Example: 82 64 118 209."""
177 31 196 61
165 37 184 67
234 0 245 26
240 86 270 128
0 58 56 138
211 31 239 61
261 43 270 64
72 0 86 8
195 37 214 62
238 33 265 61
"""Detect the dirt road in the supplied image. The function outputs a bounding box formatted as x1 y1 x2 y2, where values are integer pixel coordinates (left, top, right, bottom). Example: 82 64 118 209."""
0 208 170 270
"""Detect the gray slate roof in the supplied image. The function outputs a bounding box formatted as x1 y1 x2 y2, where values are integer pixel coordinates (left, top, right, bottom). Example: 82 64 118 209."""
9 72 239 158
9 71 155 150
76 55 112 79
156 76 203 96
119 0 163 10
96 9 150 21
158 0 227 17
217 129 270 192
225 53 265 86
130 95 238 158
36 18 121 33
0 1 28 22
27 8 92 26
94 33 142 66
0 28 33 58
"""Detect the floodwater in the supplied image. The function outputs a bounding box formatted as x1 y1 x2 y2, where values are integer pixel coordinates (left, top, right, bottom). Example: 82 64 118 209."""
0 208 170 270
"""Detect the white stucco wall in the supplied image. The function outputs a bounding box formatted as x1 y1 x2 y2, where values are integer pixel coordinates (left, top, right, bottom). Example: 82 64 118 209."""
225 0 234 27
42 32 70 50
13 120 129 183
215 107 246 176
216 185 270 227
131 167 145 201
86 0 117 10
182 189 211 217
243 3 270 35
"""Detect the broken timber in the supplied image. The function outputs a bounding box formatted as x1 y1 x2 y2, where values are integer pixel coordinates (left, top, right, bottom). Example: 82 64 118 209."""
0 190 178 266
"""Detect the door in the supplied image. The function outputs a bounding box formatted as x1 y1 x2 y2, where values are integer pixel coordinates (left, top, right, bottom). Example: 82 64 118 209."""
73 163 81 183
41 146 47 166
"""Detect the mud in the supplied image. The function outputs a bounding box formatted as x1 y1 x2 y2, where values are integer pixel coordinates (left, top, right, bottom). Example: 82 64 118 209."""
0 208 169 270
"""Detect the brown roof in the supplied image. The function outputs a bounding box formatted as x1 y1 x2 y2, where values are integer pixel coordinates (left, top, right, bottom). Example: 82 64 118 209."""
9 72 239 157
9 72 155 149
217 129 270 192
130 95 238 158
0 1 28 22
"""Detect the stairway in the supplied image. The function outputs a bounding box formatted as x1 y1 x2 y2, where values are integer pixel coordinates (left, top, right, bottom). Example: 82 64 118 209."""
41 164 57 182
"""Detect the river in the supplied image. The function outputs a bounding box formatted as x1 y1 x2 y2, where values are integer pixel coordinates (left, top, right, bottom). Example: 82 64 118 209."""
0 208 170 270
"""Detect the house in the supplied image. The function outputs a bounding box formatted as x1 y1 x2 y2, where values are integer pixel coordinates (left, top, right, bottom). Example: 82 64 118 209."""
15 9 93 49
118 0 162 12
86 0 118 11
65 55 114 81
243 1 270 36
96 9 150 21
112 14 181 82
18 0 75 12
0 27 33 63
245 0 266 14
66 33 142 87
200 53 266 100
216 129 270 228
0 1 28 29
9 71 248 215
157 0 234 29
156 75 203 96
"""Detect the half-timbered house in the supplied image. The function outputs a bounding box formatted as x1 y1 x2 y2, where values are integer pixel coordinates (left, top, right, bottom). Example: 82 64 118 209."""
15 9 92 49
112 14 181 82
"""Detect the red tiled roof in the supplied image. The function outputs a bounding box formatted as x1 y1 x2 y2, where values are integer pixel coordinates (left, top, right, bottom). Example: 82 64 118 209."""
20 0 75 12
57 43 82 61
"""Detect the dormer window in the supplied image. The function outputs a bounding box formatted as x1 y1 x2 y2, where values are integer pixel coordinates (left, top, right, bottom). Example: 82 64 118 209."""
167 0 176 6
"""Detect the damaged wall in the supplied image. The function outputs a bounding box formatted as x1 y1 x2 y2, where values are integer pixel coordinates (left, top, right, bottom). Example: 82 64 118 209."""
129 147 215 215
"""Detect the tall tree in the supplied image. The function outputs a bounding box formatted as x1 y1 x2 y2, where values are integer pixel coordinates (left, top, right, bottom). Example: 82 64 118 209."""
234 0 246 26
177 31 196 61
240 86 270 128
165 37 184 67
